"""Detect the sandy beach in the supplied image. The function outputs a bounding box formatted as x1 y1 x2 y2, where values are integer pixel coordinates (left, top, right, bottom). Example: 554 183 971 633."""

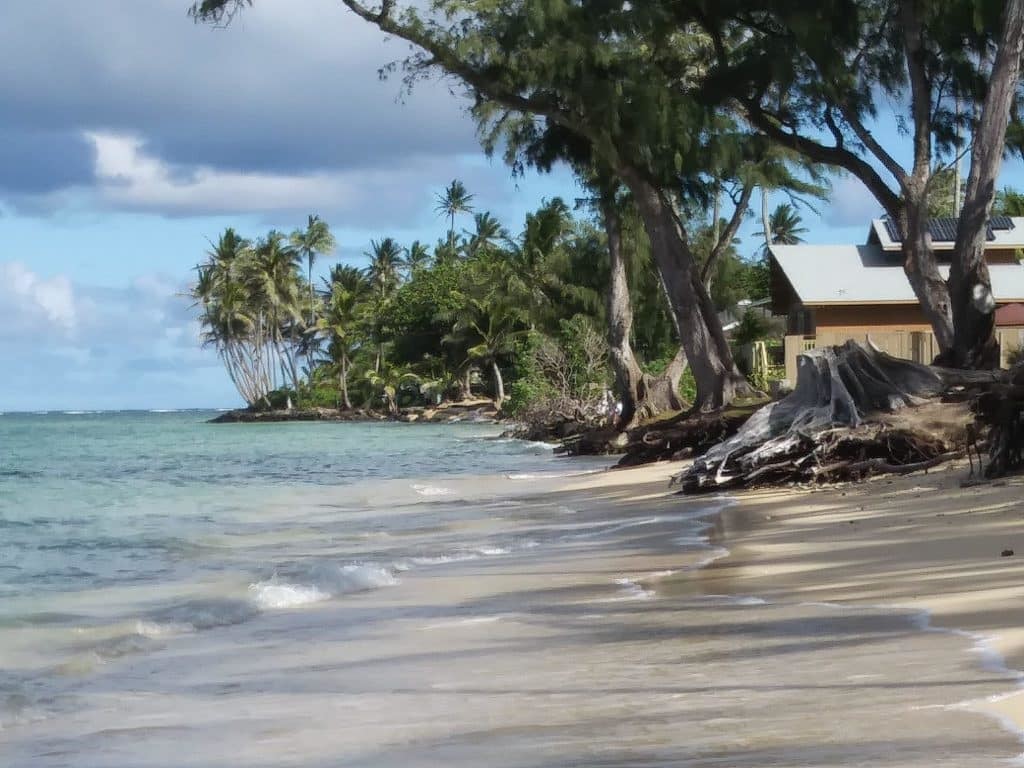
689 461 1024 751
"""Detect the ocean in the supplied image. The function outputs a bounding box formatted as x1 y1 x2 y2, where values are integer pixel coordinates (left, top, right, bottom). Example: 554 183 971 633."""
0 411 1020 766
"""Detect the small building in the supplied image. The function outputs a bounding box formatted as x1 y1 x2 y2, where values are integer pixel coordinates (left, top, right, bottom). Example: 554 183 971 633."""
770 217 1024 382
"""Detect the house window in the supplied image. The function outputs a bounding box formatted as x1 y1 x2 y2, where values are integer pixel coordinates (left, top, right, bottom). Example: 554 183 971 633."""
788 307 815 335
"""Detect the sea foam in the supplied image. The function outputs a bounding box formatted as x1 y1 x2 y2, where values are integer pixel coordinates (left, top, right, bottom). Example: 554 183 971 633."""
249 563 398 610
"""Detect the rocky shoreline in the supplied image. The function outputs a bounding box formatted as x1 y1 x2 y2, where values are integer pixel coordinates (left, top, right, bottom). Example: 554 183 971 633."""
208 399 501 425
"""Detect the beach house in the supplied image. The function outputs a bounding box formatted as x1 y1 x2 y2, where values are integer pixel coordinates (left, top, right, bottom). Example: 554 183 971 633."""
769 217 1024 382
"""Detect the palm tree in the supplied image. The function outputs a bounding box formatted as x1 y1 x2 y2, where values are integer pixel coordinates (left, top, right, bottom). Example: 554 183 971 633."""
364 362 420 416
192 228 283 408
506 198 572 329
754 204 808 252
435 179 475 247
402 240 432 274
445 258 528 408
317 265 370 410
364 237 405 298
465 212 509 258
290 214 336 328
246 231 304 399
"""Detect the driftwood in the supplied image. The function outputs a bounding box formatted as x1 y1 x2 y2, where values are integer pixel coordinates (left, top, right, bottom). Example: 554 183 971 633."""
675 341 993 493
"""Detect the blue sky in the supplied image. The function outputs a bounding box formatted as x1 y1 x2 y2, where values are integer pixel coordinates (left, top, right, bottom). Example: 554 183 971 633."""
3 0 1024 410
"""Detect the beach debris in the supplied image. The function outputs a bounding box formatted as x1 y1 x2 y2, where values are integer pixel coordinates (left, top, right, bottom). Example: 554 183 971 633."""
1002 549 1015 557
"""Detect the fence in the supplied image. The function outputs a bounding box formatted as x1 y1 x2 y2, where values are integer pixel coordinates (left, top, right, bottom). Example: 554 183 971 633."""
780 329 1024 385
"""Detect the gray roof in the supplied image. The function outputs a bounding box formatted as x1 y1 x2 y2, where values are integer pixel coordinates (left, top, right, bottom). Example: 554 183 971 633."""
770 243 1024 304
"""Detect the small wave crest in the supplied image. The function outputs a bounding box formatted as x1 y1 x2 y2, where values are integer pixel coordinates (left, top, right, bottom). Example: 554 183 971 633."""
411 484 454 497
249 583 329 610
250 562 398 610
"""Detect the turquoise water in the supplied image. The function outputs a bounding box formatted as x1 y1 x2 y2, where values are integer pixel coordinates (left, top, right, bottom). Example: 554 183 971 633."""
0 412 571 600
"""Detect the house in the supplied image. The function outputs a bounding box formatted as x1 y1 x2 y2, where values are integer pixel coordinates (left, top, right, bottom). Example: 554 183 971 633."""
769 217 1024 383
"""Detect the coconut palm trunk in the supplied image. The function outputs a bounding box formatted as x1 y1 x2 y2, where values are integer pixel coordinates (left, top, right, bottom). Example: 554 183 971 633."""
491 360 505 406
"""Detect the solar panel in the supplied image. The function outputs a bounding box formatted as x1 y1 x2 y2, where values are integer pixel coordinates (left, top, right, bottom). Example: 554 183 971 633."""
883 218 902 242
927 217 959 242
880 216 1001 243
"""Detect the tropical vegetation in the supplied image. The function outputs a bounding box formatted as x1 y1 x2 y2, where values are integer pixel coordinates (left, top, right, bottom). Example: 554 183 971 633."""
192 183 773 420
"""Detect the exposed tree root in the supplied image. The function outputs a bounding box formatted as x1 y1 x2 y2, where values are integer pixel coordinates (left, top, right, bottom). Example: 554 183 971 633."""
974 363 1024 477
675 341 983 492
614 406 761 466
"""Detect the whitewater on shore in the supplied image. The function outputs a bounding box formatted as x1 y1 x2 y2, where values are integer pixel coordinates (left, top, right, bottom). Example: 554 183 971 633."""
1 411 1021 766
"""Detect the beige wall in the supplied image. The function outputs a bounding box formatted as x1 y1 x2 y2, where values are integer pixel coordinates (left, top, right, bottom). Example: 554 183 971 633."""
782 326 1024 383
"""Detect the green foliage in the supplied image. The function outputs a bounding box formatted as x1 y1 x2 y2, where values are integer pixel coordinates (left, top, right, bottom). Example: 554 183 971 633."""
678 367 697 405
927 167 960 218
193 179 672 415
732 311 772 347
505 332 555 416
754 204 808 252
996 187 1024 217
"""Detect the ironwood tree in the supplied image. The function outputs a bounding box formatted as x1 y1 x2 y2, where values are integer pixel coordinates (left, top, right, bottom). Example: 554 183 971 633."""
683 0 1024 369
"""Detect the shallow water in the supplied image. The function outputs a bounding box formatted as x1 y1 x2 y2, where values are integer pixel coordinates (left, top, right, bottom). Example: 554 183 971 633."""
0 412 1020 765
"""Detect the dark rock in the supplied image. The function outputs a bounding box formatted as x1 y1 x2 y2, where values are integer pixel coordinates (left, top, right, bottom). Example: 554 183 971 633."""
1002 549 1015 557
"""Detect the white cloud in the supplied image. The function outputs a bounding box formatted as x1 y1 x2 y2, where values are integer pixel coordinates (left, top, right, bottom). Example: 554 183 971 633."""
88 132 360 215
0 262 237 409
824 175 885 228
83 131 488 223
0 262 77 337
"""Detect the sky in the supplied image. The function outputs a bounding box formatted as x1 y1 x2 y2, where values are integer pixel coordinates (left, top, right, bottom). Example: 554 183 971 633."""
4 0 1024 410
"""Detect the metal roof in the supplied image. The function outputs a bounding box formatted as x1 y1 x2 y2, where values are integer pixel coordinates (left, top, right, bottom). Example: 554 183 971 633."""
770 243 1024 304
873 216 1024 250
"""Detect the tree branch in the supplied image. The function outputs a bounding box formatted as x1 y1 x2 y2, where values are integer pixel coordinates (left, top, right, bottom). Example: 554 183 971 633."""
701 181 754 283
741 100 901 219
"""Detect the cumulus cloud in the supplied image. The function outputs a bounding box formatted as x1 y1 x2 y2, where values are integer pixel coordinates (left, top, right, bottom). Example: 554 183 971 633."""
0 263 78 338
0 261 232 409
0 0 479 216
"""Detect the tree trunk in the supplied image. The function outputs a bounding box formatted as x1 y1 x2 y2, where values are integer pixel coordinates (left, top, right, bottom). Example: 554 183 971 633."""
637 348 688 417
599 195 645 430
946 0 1024 370
491 360 505 407
900 197 955 353
900 0 955 354
619 165 750 410
340 354 352 410
760 188 771 251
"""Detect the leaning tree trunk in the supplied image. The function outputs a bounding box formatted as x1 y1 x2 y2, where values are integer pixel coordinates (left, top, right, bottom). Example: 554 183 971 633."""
599 195 645 429
947 0 1024 370
491 360 505 407
618 166 750 411
340 355 352 410
899 4 955 356
900 195 955 355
